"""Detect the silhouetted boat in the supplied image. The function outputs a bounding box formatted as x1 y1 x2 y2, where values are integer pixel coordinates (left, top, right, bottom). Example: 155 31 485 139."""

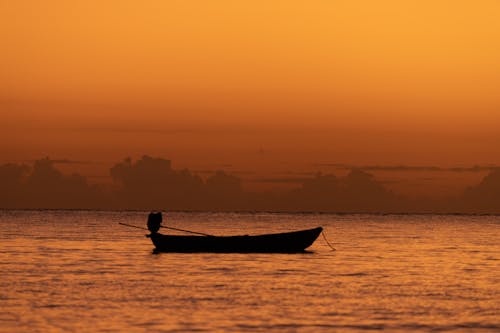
147 227 323 253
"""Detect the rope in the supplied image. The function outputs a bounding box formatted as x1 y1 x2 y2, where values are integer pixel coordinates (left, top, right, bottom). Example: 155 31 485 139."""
321 230 336 251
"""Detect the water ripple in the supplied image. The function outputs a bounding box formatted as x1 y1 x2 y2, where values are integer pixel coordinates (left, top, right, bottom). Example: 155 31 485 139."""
0 210 499 333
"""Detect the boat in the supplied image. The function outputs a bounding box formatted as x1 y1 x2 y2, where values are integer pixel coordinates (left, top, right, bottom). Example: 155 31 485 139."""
148 227 323 253
146 212 323 253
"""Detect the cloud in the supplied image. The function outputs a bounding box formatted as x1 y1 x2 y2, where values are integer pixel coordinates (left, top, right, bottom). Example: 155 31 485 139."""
460 169 500 213
280 169 403 212
312 164 499 172
50 159 94 165
194 169 256 176
251 177 312 184
0 163 30 208
0 158 104 209
2 156 500 213
109 156 246 210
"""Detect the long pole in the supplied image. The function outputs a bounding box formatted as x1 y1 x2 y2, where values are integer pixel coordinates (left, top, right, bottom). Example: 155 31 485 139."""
118 222 213 237
118 222 148 230
160 225 214 237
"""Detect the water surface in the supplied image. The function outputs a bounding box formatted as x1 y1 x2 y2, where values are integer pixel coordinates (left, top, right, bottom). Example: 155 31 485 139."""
0 211 499 332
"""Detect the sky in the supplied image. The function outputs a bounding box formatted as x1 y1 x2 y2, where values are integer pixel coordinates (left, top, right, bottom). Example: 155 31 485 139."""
1 1 500 195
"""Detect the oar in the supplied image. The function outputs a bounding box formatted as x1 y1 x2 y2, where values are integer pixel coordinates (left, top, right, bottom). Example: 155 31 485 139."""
118 222 214 237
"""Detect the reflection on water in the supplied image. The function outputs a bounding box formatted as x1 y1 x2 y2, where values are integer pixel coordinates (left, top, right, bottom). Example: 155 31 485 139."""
0 211 499 332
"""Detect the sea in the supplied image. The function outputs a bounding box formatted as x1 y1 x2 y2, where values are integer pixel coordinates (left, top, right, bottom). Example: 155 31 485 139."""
0 210 498 332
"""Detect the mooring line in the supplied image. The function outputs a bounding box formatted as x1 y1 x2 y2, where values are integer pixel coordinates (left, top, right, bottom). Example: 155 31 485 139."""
321 230 336 251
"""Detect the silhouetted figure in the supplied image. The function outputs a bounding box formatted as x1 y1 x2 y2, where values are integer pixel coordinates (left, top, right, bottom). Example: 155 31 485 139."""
147 212 163 233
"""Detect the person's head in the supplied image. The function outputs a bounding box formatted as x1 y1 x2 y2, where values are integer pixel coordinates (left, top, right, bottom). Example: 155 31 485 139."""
147 211 162 233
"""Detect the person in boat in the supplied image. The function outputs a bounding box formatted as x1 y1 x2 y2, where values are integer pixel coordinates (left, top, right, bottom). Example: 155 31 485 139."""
147 212 162 233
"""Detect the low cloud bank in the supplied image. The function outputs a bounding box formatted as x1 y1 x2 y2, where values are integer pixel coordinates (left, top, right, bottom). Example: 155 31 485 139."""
1 156 499 213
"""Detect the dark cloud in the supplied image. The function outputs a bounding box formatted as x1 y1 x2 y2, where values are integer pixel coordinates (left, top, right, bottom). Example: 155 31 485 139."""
50 159 94 165
110 156 203 210
194 169 256 176
251 177 312 184
0 163 30 208
460 169 500 213
280 169 403 213
1 156 500 213
0 158 104 209
312 164 499 173
21 158 96 165
109 156 247 210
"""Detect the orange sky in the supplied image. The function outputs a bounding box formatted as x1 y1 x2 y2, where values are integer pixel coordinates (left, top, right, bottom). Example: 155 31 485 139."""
1 1 500 194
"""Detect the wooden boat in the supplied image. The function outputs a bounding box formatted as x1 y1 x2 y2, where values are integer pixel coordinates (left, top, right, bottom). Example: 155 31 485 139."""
148 227 323 253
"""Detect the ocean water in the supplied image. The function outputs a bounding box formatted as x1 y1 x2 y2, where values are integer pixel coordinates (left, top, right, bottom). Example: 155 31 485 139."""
0 211 499 332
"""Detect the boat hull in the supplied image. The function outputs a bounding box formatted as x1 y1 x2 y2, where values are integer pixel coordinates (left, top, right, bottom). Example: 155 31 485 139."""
149 227 323 253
